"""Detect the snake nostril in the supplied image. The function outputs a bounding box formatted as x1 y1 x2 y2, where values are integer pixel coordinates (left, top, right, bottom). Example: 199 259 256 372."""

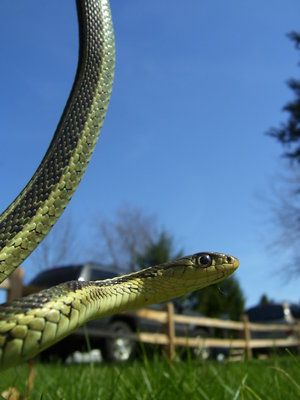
226 256 233 263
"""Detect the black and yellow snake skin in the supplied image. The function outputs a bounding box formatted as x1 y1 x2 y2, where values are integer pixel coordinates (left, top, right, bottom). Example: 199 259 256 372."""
0 0 239 371
0 0 114 282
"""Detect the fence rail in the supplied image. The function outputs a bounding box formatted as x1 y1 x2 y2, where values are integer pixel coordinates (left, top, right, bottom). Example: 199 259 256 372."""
128 305 300 360
1 272 300 360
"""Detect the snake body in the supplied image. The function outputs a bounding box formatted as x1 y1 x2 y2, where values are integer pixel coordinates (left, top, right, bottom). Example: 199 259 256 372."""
0 0 239 371
0 253 238 370
0 0 115 283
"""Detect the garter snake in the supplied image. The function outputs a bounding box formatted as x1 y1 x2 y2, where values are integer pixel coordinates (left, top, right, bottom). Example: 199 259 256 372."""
0 0 239 371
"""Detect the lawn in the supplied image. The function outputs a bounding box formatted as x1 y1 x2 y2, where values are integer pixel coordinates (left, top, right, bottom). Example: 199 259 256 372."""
0 355 300 399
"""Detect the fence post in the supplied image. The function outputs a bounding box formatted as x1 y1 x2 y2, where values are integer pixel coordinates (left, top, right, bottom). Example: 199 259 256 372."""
242 314 252 360
166 302 175 361
7 268 24 302
297 322 300 355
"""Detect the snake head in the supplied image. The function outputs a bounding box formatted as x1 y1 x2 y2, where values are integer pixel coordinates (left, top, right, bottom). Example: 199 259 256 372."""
156 251 239 296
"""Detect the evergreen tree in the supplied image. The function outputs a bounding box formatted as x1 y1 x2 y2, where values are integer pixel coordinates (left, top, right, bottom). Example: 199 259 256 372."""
259 294 271 305
267 32 300 275
267 32 300 162
193 276 245 321
136 231 182 267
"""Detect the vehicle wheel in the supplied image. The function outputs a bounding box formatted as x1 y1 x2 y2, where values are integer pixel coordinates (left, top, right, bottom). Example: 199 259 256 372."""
102 320 135 362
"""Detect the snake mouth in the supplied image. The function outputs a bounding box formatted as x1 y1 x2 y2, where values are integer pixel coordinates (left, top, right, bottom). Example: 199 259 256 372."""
233 257 239 270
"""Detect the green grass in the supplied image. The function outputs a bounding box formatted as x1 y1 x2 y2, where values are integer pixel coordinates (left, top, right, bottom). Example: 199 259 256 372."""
1 355 300 399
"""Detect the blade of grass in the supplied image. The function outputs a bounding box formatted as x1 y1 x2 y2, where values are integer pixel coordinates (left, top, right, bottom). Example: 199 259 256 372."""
271 366 300 392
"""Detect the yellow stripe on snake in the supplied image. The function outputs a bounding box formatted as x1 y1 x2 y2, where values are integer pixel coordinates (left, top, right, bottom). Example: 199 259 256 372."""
0 0 239 371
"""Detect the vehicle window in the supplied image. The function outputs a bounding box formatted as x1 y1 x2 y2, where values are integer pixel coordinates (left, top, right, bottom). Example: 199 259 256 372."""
290 305 300 319
247 308 263 321
28 266 82 287
90 268 117 281
266 305 284 320
247 305 284 322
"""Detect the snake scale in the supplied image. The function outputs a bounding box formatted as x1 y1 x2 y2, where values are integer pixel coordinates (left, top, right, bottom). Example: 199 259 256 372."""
0 0 239 371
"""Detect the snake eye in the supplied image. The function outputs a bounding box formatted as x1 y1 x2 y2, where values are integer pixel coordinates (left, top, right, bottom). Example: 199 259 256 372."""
197 254 212 267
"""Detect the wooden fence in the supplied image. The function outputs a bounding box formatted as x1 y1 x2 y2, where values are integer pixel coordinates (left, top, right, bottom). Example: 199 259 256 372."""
0 268 24 303
1 272 300 360
127 303 300 360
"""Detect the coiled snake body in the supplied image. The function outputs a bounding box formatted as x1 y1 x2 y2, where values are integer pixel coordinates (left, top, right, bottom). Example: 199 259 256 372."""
0 0 239 371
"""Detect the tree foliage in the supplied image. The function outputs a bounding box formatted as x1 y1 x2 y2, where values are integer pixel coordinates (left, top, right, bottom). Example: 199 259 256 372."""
29 215 79 271
191 276 245 321
259 294 272 305
94 206 158 272
136 231 182 267
267 32 300 162
267 32 300 275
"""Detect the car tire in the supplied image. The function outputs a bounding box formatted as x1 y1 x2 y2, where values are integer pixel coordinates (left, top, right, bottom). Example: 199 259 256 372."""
101 320 135 362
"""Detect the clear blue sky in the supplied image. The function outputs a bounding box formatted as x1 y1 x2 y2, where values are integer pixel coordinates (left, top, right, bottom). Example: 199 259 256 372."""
0 0 300 307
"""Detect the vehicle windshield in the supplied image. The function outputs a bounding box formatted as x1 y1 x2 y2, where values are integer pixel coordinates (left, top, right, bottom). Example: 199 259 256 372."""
89 268 117 281
28 266 82 287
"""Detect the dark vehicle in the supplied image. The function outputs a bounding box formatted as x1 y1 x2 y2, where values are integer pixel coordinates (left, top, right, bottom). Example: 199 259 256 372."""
245 302 300 355
246 302 300 331
24 263 211 362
